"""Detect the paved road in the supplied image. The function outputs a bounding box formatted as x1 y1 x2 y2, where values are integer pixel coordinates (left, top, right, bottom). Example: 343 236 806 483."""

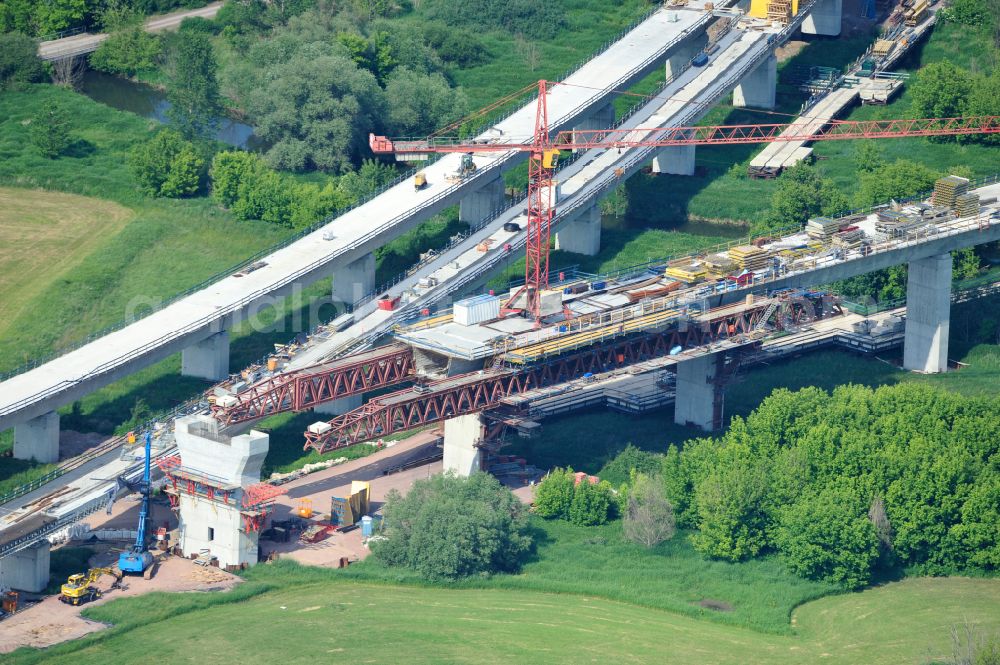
38 1 223 60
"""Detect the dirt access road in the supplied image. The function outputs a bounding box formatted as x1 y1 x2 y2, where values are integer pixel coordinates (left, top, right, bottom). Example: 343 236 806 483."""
0 555 239 654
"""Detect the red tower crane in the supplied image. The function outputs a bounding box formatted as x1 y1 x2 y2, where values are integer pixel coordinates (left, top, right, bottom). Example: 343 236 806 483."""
370 79 1000 321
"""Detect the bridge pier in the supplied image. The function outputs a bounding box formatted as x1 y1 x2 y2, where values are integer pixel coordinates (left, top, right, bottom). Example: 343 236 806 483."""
459 176 505 225
0 541 50 592
733 54 777 110
332 252 375 308
443 413 484 477
555 204 601 256
314 394 363 416
13 411 60 463
673 353 722 431
903 253 952 373
802 0 843 36
181 331 230 381
651 144 696 176
174 416 268 568
666 35 708 81
572 103 615 151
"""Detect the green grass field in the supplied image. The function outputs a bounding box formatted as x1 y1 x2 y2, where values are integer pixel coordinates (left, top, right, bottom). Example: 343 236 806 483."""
7 564 997 665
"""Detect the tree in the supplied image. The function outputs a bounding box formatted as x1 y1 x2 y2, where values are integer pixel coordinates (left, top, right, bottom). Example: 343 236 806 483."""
0 32 45 89
598 444 660 486
774 484 880 589
373 472 532 580
690 449 771 561
858 159 939 207
910 62 972 138
568 479 615 526
533 467 575 519
245 51 385 172
384 68 468 137
210 150 266 207
757 164 848 235
90 27 161 77
232 169 294 226
962 71 1000 146
160 143 204 197
954 248 981 281
853 141 884 173
623 473 676 548
29 101 72 159
128 129 203 197
166 32 222 139
31 0 90 37
291 181 352 229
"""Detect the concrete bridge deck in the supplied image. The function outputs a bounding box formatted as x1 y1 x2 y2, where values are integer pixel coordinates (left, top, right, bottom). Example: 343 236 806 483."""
2 2 732 435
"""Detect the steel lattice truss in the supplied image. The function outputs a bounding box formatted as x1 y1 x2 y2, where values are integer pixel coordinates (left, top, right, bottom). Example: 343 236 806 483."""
211 344 414 426
304 293 834 453
241 482 286 533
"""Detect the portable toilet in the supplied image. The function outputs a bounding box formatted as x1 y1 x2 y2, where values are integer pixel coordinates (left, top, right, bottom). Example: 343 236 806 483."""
361 516 374 537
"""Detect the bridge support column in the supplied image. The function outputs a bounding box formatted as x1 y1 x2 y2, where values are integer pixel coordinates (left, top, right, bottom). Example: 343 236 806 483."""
665 35 707 81
459 176 505 225
573 103 614 151
903 253 951 373
174 416 268 568
0 541 50 592
555 204 601 256
332 252 375 308
802 0 843 36
673 353 721 431
181 331 230 381
313 394 363 416
13 411 60 463
651 144 696 176
443 414 484 477
733 54 777 110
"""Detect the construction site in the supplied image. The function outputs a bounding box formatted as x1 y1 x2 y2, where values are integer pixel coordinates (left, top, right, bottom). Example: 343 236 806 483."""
1 0 999 658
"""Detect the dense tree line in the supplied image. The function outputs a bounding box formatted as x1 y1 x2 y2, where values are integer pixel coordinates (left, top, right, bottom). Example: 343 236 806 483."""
609 383 1000 589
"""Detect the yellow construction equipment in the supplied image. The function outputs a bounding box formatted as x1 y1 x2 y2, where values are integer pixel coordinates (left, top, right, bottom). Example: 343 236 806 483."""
59 567 120 606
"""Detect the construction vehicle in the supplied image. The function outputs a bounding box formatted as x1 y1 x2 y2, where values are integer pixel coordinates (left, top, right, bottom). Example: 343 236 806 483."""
118 432 155 576
446 153 477 183
413 170 427 191
59 568 120 606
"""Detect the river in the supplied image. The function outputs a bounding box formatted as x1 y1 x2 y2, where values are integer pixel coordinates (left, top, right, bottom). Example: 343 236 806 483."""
79 69 267 151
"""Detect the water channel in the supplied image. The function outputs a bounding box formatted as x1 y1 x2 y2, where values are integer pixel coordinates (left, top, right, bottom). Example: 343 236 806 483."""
79 69 268 151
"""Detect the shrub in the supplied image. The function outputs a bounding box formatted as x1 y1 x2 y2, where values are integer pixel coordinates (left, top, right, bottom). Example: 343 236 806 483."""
533 467 575 519
0 32 45 89
29 100 72 158
128 129 204 197
373 472 531 580
90 27 161 76
623 473 676 548
569 479 615 527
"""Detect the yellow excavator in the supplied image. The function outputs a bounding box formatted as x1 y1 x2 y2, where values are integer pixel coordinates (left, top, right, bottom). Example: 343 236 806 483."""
59 567 121 606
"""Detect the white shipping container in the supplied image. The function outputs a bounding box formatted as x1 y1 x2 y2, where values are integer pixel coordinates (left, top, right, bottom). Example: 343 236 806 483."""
308 421 333 435
215 394 239 408
454 294 500 326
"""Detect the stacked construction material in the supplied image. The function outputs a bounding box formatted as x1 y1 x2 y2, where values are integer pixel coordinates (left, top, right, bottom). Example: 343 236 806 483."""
767 0 791 24
665 261 707 283
805 216 841 241
876 209 924 237
702 253 736 279
728 245 770 271
932 175 969 209
955 193 980 218
832 225 865 248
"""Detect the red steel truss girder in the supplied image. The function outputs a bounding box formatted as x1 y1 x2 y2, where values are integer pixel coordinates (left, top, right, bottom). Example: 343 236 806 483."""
242 482 286 509
210 344 413 425
304 295 832 453
371 115 1000 156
